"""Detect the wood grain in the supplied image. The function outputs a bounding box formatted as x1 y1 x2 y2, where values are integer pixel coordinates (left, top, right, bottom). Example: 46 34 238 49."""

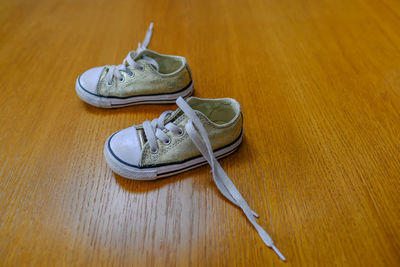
1 0 399 265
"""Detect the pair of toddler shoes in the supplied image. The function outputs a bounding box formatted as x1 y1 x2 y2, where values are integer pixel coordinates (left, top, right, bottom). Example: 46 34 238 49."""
76 23 285 261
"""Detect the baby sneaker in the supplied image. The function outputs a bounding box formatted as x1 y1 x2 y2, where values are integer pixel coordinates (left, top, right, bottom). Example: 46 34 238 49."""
76 23 194 108
103 96 285 260
104 96 243 179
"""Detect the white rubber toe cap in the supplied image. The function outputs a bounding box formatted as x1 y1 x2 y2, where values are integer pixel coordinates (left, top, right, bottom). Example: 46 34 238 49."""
79 67 104 95
108 127 142 166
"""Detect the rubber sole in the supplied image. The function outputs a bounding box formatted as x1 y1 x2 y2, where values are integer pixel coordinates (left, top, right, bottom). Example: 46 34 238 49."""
75 78 194 108
104 130 244 180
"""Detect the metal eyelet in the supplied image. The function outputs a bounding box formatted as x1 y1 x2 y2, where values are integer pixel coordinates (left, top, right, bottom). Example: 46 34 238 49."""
107 80 114 86
150 147 158 154
177 128 184 136
138 65 145 71
163 138 171 145
128 71 135 77
119 76 125 82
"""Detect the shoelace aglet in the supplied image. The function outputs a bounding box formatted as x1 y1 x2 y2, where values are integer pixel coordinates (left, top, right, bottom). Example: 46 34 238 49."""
272 245 286 261
251 211 259 218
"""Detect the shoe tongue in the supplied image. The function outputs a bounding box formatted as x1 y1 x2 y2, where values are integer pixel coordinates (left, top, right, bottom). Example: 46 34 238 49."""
137 97 202 149
136 128 147 150
137 57 160 71
136 108 184 149
132 51 160 71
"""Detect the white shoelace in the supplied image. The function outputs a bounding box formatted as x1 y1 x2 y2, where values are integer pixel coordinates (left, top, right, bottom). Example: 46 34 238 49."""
106 22 159 85
143 110 184 153
142 97 286 261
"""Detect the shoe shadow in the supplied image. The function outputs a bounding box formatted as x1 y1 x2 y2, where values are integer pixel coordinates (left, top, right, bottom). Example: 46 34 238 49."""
112 148 248 212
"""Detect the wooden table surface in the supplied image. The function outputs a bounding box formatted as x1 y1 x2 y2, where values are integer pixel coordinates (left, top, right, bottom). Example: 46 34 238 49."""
1 0 399 266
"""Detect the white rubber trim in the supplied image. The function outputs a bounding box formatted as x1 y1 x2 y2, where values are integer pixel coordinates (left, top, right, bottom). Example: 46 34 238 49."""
75 79 194 108
104 130 244 180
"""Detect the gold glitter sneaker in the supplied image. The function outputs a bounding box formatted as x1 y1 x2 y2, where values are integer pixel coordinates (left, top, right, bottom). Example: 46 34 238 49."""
104 96 243 179
76 23 193 108
104 96 285 260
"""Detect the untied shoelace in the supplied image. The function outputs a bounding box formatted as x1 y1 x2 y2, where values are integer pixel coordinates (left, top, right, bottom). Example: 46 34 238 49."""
142 97 286 261
106 23 159 85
